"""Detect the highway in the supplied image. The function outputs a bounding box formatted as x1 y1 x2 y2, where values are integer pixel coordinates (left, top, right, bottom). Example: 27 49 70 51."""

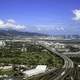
4 39 74 80
36 41 74 80
63 51 80 58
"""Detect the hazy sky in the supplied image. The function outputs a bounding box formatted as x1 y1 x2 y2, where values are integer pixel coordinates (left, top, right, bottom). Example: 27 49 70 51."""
0 0 80 35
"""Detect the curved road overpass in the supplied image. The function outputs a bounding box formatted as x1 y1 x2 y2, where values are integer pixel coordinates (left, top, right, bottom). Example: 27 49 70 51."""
37 41 74 80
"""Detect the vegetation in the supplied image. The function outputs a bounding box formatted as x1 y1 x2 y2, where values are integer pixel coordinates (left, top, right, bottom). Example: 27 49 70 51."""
71 57 80 63
0 69 14 75
0 42 63 67
0 41 63 78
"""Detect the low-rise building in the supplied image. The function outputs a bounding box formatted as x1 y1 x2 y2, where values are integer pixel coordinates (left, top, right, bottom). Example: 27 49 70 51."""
54 43 65 49
23 65 47 77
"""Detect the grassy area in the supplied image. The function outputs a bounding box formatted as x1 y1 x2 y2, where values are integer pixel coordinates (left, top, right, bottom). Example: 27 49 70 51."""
0 51 63 68
0 42 63 77
71 57 80 63
0 69 14 75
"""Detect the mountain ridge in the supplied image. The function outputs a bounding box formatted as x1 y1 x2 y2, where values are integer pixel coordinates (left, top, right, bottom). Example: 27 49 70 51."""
0 29 47 37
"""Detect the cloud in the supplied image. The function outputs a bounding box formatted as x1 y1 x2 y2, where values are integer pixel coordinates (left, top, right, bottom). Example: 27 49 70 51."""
56 27 64 31
7 19 16 23
0 20 4 25
72 9 80 21
0 19 27 31
0 19 65 34
35 24 65 32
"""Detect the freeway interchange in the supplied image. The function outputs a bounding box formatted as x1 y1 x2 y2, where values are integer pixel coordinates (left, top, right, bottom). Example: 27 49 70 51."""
36 41 74 80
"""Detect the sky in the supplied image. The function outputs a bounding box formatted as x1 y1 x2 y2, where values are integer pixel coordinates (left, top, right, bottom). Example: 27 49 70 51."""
0 0 80 35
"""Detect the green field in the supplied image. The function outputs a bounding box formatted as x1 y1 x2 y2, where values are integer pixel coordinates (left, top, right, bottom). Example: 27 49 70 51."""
0 42 63 77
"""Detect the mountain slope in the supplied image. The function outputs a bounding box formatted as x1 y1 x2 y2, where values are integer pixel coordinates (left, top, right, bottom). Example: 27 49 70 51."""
0 29 47 37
